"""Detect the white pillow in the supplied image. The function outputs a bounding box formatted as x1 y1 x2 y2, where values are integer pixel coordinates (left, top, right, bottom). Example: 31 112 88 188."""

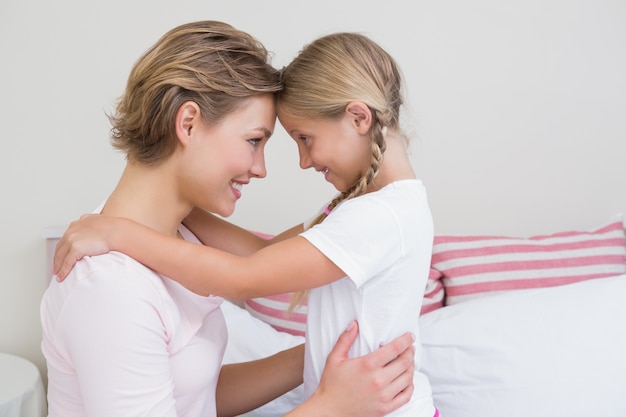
419 274 626 417
221 300 305 417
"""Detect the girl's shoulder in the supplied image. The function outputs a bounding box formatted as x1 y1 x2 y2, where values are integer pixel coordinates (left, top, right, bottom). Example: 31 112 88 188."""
343 179 427 210
381 178 426 193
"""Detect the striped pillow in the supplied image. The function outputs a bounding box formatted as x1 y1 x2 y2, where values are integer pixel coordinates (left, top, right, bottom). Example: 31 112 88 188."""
431 217 626 305
245 293 307 337
245 267 445 336
245 230 308 336
421 268 445 315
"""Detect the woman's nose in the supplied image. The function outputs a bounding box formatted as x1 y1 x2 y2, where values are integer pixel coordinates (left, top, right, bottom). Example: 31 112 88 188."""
250 152 267 178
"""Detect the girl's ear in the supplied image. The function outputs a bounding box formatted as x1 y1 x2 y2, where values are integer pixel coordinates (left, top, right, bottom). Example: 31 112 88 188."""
175 101 201 146
345 101 373 135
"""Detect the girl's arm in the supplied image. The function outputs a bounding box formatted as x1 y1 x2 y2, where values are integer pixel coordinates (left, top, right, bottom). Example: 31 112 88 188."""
183 207 304 256
53 214 342 299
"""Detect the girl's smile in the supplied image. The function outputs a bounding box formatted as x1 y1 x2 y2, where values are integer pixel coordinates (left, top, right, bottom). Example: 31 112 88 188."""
278 110 371 193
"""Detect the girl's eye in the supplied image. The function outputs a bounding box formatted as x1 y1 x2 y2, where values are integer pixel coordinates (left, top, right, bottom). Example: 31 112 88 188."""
298 135 310 144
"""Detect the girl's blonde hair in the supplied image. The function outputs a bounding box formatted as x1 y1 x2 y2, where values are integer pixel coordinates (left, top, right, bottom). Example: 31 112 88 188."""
110 20 282 164
279 32 406 310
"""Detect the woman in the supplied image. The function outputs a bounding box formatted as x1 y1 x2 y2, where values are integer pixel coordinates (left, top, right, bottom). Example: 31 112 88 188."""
40 21 415 417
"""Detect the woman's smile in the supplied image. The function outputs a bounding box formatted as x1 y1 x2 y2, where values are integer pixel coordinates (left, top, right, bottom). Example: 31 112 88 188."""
230 180 244 199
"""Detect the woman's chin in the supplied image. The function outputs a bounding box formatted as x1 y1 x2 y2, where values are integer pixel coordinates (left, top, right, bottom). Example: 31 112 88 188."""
216 205 236 218
199 203 235 219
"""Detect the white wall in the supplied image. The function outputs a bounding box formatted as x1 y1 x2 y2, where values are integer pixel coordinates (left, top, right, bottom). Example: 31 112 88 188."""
1 0 625 382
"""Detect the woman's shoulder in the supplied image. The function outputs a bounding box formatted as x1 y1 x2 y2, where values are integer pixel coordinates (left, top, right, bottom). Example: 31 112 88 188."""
41 253 172 333
62 252 168 297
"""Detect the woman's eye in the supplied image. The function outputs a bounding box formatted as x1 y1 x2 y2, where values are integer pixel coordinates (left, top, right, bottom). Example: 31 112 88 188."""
248 138 262 146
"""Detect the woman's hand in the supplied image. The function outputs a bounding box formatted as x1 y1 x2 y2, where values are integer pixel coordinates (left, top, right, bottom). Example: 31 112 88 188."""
53 214 119 280
288 321 415 417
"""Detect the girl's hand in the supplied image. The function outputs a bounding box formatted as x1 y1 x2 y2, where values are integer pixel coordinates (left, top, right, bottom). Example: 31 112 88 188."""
291 321 415 417
53 214 118 281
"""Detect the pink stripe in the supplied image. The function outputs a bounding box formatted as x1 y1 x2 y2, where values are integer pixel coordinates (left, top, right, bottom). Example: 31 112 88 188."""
435 235 512 244
531 221 624 239
245 300 307 323
249 293 304 304
439 254 626 277
267 324 305 337
433 221 623 244
423 281 444 298
428 268 443 279
423 288 444 299
433 238 626 261
446 273 616 296
420 302 444 315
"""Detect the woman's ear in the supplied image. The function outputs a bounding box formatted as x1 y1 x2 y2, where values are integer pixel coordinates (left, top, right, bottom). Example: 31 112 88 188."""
345 101 373 135
175 101 201 146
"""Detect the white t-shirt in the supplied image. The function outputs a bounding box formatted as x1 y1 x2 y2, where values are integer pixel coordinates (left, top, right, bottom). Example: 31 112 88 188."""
300 179 435 417
41 225 226 417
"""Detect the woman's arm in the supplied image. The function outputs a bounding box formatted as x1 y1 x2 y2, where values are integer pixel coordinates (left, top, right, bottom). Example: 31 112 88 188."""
183 207 304 256
215 322 415 417
44 269 180 415
287 322 415 417
217 344 304 417
54 214 342 300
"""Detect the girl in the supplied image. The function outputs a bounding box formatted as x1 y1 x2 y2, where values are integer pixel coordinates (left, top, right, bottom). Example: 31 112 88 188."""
41 21 416 417
53 32 436 416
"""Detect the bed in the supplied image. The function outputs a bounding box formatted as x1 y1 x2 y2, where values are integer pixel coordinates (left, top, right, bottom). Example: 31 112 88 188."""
222 215 626 417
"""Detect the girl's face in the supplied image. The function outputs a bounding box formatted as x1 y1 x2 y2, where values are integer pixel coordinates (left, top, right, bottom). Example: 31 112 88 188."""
181 94 276 217
278 110 371 192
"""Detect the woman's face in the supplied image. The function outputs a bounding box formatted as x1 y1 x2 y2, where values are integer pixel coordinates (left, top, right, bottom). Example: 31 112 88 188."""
181 94 276 217
278 111 371 193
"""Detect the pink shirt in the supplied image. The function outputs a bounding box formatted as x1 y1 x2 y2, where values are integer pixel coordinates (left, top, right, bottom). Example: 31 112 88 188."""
41 226 225 417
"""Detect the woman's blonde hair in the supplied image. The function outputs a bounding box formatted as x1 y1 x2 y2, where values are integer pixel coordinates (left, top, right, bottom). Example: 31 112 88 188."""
110 20 281 164
279 32 406 310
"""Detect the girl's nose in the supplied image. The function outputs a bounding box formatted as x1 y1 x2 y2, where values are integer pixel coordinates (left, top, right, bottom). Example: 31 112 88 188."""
298 148 312 170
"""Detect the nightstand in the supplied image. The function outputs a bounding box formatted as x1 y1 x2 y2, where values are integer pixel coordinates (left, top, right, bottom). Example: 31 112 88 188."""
0 353 46 417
